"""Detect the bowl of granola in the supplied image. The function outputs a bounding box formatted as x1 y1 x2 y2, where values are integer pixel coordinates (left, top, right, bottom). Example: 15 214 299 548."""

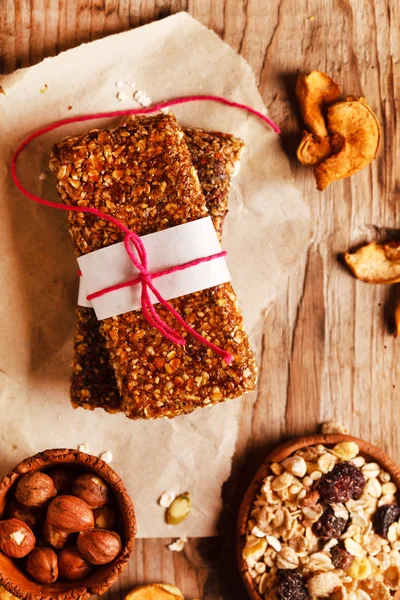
237 434 400 600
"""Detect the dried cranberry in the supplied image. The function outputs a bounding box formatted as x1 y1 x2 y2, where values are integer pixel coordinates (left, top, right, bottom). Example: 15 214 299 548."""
330 545 354 570
373 504 400 538
277 570 309 600
318 462 365 503
313 507 348 540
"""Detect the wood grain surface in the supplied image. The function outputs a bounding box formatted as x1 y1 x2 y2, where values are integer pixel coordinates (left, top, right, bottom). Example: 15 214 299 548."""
0 1 399 598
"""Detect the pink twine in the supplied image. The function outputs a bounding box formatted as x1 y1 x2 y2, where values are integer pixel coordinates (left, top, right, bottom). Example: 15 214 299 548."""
87 250 228 301
10 94 281 364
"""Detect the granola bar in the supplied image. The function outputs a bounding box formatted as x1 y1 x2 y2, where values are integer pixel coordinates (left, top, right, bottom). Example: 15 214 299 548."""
50 113 257 419
70 127 245 413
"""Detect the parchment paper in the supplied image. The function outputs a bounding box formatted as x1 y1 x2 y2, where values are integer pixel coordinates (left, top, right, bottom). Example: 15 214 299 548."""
0 13 310 537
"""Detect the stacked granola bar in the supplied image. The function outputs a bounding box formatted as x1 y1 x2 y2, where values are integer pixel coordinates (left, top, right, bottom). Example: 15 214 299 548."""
50 113 257 419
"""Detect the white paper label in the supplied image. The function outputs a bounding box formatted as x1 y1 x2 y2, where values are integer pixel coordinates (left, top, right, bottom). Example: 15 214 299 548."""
78 217 231 320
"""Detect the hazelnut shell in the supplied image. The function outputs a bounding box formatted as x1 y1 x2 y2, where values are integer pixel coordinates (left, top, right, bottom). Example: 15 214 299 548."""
42 522 70 550
15 473 56 508
93 506 116 531
58 548 92 581
0 519 36 558
47 468 75 495
72 474 111 509
5 501 42 531
25 547 58 584
47 496 94 533
77 529 122 565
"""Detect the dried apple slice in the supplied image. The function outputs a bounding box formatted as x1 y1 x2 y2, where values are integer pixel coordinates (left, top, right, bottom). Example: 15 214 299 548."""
296 71 341 139
157 585 184 598
395 299 400 338
297 131 332 166
166 492 192 525
344 241 400 284
125 584 183 600
314 97 381 191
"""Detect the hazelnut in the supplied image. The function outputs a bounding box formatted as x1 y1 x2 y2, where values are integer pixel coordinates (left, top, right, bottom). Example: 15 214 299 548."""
42 521 70 549
93 506 116 530
0 518 36 558
72 474 111 509
58 548 92 581
15 472 57 507
47 495 94 533
25 546 58 584
6 500 43 530
77 529 122 565
47 468 75 495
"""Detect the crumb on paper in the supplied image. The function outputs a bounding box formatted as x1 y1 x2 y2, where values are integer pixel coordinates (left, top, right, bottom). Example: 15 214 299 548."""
39 172 47 181
68 105 73 111
159 491 175 508
78 442 90 453
167 537 187 552
133 89 152 107
0 86 5 95
116 91 128 102
115 81 124 89
40 84 48 93
99 450 113 464
321 421 349 435
128 81 136 88
308 15 315 21
232 161 241 178
160 106 170 114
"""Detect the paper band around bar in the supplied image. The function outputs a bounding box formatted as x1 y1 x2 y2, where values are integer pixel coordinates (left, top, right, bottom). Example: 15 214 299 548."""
78 217 231 321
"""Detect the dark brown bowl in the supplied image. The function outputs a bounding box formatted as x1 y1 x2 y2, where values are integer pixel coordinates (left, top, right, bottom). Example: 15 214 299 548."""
237 434 400 600
0 449 136 600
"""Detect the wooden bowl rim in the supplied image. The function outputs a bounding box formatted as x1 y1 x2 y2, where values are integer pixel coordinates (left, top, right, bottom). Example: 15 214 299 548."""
236 433 400 600
0 448 136 600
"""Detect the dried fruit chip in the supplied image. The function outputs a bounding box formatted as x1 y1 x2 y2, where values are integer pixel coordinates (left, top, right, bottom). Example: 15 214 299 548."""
157 585 184 598
297 132 332 166
314 97 381 191
276 570 309 600
166 492 192 525
395 297 400 338
318 462 365 503
344 241 400 284
124 584 183 600
313 506 348 540
373 504 400 539
296 71 341 139
330 544 354 570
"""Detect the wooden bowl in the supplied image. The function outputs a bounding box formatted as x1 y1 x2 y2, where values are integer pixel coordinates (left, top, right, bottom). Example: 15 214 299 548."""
237 434 400 600
0 449 136 600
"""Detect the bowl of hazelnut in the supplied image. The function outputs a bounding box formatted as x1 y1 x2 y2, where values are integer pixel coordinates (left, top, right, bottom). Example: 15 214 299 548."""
0 448 136 600
237 433 400 600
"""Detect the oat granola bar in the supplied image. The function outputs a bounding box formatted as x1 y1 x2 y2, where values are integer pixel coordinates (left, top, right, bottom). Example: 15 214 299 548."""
70 127 245 413
50 113 257 419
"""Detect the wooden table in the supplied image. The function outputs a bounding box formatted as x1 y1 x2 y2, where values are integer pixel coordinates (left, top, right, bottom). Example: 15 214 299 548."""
1 1 398 598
